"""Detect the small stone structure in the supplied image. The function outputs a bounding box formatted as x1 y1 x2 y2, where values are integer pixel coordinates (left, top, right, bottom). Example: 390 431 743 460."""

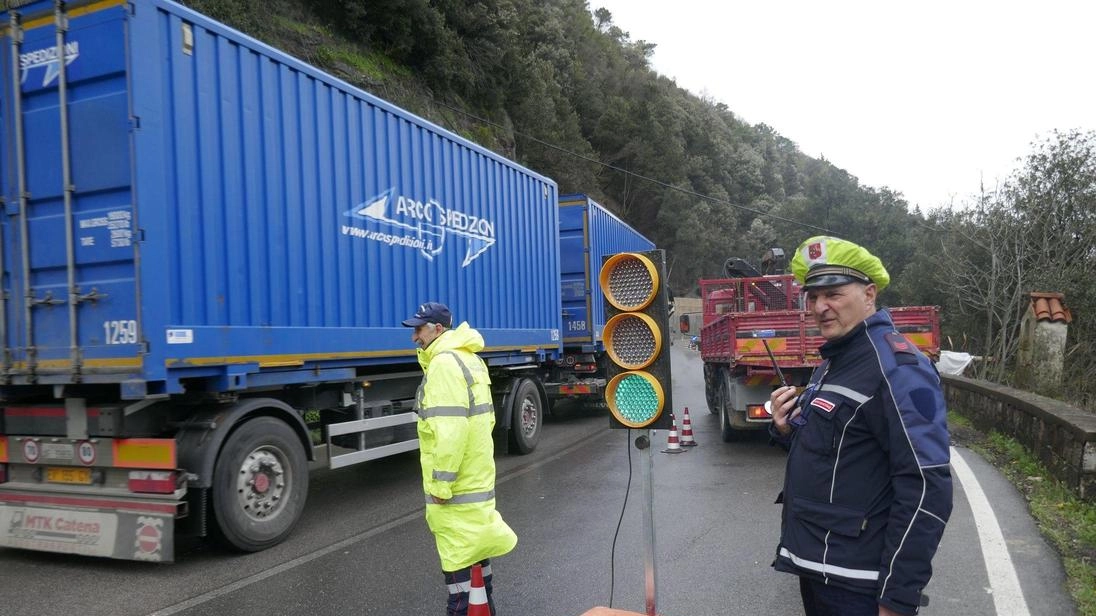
1015 292 1071 393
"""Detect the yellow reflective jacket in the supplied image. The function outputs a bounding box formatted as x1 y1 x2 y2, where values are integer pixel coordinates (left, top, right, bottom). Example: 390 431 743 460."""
415 322 517 571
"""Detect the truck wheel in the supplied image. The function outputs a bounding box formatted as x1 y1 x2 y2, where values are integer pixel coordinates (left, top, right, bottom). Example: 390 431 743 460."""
704 366 720 414
212 417 309 552
507 378 542 455
718 372 739 442
720 405 739 442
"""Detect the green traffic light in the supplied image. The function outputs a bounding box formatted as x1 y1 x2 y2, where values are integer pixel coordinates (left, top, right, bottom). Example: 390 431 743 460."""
606 371 665 427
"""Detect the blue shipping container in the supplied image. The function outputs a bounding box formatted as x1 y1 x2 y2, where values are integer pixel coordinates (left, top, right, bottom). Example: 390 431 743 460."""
558 194 654 349
0 0 561 395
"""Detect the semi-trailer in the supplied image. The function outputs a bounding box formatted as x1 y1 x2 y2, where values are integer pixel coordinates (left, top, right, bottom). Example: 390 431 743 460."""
0 0 653 562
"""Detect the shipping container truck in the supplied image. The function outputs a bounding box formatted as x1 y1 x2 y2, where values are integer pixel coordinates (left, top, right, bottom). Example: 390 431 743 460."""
0 0 573 562
696 252 940 441
546 194 655 406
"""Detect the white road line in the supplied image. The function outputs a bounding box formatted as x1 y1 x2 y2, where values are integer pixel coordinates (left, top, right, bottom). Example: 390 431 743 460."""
146 510 422 616
146 427 608 616
950 446 1032 616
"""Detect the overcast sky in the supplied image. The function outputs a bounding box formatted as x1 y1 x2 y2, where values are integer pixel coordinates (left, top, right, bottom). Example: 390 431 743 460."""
590 0 1095 211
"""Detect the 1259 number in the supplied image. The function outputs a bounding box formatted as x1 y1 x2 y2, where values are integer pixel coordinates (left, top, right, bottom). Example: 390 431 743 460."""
103 320 138 344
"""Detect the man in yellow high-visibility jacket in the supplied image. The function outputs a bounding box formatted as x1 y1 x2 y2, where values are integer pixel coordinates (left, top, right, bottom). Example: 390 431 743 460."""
403 302 518 616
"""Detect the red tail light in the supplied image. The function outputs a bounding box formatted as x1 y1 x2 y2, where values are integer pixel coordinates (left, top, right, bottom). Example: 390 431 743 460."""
128 470 177 494
747 404 770 419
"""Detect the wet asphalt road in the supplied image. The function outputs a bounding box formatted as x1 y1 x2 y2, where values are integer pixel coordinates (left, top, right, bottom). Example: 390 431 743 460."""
0 344 1077 616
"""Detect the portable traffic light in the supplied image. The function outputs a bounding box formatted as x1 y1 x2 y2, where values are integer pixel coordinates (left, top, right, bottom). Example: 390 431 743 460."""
598 250 673 429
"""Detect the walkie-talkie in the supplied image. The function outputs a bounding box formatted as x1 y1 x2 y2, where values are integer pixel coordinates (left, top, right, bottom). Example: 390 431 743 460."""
761 338 789 387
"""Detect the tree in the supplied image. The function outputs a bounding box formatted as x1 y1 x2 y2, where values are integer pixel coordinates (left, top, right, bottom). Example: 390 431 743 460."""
932 188 1029 382
927 130 1096 403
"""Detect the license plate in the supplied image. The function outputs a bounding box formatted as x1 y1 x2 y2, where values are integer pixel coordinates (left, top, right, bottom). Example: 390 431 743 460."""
45 467 92 485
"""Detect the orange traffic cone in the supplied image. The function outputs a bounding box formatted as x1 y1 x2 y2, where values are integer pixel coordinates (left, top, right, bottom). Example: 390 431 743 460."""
661 413 685 454
468 563 491 616
679 406 697 447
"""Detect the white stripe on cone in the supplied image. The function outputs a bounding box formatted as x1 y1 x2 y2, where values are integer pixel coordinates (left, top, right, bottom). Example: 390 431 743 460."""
662 415 685 453
468 563 490 615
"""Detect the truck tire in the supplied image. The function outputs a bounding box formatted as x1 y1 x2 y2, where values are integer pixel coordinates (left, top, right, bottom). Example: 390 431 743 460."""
720 404 739 442
704 365 720 414
718 371 740 442
212 417 309 552
507 378 542 455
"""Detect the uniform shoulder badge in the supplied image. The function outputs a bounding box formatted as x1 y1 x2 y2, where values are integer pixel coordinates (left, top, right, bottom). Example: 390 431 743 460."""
884 332 917 364
809 397 836 413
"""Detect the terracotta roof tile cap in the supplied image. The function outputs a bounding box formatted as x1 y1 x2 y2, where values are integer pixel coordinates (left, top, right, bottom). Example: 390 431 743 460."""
1029 292 1072 324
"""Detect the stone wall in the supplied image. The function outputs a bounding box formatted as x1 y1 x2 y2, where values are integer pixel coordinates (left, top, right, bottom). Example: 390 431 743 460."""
943 374 1096 501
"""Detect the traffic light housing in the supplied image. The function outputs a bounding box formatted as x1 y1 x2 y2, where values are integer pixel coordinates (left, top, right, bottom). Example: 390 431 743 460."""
598 250 673 429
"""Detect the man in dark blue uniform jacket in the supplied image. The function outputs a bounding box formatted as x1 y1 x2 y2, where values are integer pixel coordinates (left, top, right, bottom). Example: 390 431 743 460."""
768 236 952 616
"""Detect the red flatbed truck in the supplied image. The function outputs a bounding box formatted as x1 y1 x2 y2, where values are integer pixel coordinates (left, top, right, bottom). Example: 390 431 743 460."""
697 255 940 441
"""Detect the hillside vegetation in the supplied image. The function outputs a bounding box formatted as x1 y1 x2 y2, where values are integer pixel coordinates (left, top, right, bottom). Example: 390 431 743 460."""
180 0 1095 407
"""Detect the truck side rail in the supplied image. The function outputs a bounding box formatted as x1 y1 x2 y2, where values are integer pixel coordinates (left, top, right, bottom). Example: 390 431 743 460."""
700 310 821 367
700 306 941 366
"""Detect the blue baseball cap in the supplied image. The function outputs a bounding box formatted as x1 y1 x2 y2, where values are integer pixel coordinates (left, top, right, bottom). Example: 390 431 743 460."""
401 302 453 327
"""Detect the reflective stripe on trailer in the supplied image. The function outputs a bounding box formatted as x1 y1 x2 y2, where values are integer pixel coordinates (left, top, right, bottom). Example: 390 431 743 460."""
112 439 177 469
1 437 176 469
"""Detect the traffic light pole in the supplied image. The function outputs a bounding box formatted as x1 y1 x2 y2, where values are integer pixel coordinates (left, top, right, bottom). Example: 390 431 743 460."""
638 431 659 616
598 249 671 615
